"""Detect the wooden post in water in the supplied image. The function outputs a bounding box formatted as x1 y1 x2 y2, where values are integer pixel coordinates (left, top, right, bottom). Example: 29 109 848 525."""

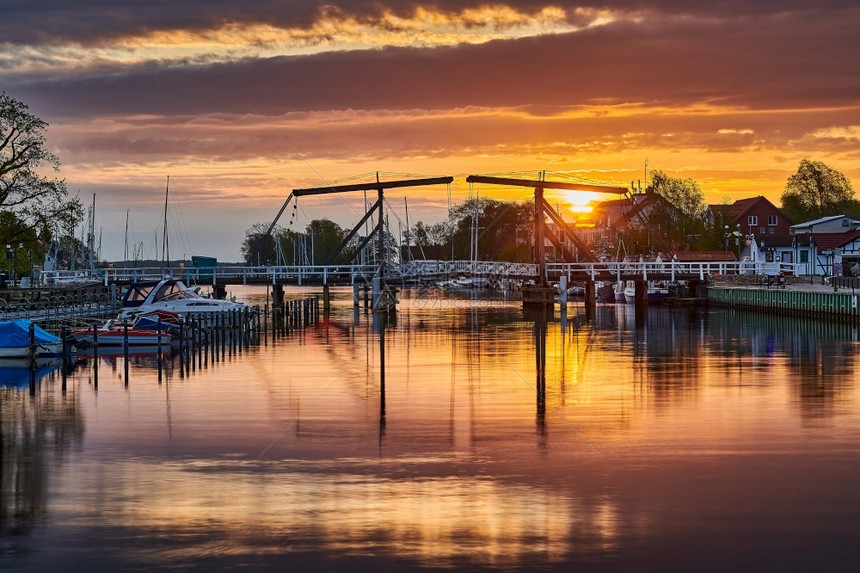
585 278 596 315
157 317 163 383
323 285 331 318
123 322 129 361
634 279 647 308
559 276 568 307
27 322 35 367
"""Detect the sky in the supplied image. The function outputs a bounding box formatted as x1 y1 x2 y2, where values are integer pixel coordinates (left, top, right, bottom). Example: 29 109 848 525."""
2 1 859 262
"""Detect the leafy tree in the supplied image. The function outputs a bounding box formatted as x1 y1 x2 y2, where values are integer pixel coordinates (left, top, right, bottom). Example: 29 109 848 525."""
780 158 855 221
0 92 82 245
241 222 278 265
648 170 707 249
242 218 355 266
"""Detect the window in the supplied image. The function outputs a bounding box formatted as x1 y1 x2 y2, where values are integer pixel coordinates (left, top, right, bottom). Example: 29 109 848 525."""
800 251 809 263
748 215 758 226
768 215 778 226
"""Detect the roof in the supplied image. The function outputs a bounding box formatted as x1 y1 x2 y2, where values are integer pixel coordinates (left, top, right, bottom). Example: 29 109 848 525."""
755 234 794 248
708 196 791 223
810 230 860 250
673 251 737 262
792 215 852 229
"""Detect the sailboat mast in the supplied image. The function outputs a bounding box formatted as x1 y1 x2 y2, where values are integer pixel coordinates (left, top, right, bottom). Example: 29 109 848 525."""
162 176 170 273
124 209 129 264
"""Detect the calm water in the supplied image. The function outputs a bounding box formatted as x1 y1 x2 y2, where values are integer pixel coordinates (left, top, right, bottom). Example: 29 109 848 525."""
2 287 860 572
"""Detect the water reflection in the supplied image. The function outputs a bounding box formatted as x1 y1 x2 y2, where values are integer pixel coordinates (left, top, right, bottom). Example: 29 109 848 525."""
0 363 84 558
3 290 860 570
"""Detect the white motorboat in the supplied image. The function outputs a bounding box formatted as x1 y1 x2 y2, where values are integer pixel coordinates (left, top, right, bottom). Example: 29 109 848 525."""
118 279 248 321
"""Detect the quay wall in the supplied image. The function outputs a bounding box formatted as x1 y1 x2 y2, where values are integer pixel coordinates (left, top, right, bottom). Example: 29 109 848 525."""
708 286 860 321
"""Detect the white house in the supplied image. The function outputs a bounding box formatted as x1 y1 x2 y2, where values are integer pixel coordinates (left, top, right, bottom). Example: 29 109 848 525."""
790 215 860 235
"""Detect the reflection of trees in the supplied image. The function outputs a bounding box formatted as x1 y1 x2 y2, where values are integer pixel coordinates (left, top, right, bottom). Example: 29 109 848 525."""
0 375 84 550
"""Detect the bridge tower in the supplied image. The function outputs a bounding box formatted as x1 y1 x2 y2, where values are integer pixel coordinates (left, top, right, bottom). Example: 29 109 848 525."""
465 173 627 287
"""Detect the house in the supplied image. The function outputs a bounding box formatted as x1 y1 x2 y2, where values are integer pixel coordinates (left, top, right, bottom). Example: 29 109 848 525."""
739 229 860 276
707 196 793 237
578 189 679 250
789 215 860 235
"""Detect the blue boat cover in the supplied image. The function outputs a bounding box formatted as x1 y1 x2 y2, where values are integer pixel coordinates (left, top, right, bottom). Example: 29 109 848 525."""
0 319 62 348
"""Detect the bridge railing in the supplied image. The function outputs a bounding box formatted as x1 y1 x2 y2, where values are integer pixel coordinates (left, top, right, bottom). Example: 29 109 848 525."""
36 260 802 287
549 261 800 280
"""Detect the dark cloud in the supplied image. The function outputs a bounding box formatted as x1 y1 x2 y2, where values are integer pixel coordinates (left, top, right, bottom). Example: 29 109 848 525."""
8 8 859 122
2 1 857 45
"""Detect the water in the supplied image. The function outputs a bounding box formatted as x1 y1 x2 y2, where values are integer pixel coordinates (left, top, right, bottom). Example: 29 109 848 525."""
3 287 860 571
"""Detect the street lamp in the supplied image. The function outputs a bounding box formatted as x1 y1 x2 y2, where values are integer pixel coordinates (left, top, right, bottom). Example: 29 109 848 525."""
809 234 815 284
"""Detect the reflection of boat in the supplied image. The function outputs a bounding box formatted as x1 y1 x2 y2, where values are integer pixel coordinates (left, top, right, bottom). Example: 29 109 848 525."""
0 357 63 387
118 279 247 321
0 320 66 358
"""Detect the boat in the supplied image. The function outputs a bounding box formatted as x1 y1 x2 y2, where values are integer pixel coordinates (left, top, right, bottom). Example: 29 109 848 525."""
71 308 181 348
621 281 671 305
0 320 68 358
117 278 248 321
623 280 636 304
613 281 627 304
69 322 174 348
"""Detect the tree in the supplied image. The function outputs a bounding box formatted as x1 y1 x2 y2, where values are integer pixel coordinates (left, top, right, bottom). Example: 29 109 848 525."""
241 222 278 265
648 170 707 248
780 158 855 222
0 93 82 245
241 218 355 266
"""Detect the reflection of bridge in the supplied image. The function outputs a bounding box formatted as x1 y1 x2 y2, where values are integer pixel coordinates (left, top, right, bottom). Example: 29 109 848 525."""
41 260 797 288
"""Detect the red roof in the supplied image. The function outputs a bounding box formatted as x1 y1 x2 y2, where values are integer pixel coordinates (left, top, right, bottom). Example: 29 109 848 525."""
810 230 860 250
673 251 737 262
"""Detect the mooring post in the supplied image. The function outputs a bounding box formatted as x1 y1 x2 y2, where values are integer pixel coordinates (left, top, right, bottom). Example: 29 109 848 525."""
157 318 163 382
559 275 568 306
372 277 381 310
635 279 647 308
323 285 331 318
585 278 596 314
27 322 35 366
353 283 360 307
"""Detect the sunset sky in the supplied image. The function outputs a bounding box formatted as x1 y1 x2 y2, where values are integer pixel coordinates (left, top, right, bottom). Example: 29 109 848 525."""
3 1 859 262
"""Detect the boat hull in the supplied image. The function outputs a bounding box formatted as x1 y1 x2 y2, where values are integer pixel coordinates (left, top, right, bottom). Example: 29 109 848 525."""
70 329 173 347
0 342 65 358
